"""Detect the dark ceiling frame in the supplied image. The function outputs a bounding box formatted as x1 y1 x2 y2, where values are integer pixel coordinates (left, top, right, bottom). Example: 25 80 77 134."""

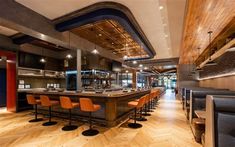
54 2 156 61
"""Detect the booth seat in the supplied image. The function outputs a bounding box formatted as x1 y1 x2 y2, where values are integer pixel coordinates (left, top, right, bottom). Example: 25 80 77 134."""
205 95 235 147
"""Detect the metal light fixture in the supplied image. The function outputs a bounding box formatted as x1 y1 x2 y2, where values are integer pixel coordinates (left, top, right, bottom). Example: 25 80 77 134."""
91 29 99 55
196 48 203 71
40 48 46 63
123 55 128 60
92 49 99 54
40 58 46 63
132 60 137 64
205 31 217 66
66 54 73 59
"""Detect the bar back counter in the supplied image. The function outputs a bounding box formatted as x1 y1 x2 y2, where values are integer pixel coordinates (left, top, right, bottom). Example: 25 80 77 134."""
18 89 151 127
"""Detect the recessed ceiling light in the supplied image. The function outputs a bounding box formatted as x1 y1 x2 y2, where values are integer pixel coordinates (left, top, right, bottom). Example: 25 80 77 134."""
132 60 137 64
140 69 143 72
113 51 116 54
98 33 102 36
66 54 73 59
125 70 128 73
125 43 128 47
111 42 114 45
123 55 128 59
139 64 143 67
92 49 99 54
144 67 148 70
159 6 164 10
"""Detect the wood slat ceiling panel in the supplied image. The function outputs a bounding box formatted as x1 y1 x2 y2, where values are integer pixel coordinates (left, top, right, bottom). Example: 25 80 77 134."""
71 19 148 59
180 0 235 64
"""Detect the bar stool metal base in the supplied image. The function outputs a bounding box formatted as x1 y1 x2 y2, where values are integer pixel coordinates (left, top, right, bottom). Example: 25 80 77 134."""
128 123 142 128
142 113 151 116
62 125 78 131
42 121 57 126
29 118 43 123
136 117 147 121
82 129 99 136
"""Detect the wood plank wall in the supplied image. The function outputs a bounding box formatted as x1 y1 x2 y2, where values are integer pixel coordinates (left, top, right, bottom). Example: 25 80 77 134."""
200 75 235 91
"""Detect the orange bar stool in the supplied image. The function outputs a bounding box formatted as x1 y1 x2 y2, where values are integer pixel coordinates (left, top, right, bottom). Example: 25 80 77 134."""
149 92 154 111
128 95 146 128
79 98 101 136
26 95 43 122
40 95 59 126
143 94 151 116
136 95 148 121
60 96 79 131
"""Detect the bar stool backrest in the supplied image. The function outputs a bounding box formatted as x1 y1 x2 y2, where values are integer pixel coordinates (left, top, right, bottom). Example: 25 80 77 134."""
40 95 51 107
79 98 94 112
145 94 150 103
60 96 72 109
137 95 146 108
27 95 36 105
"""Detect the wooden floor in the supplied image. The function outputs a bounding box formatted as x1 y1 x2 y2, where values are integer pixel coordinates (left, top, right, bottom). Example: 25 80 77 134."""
0 90 201 147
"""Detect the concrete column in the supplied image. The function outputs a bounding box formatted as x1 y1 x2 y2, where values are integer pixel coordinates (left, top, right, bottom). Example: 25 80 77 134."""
77 49 82 90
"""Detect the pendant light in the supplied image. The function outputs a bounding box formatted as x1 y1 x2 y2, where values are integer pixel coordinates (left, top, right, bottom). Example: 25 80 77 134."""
123 35 129 60
91 29 99 54
191 51 196 74
205 31 217 66
196 48 203 71
40 48 46 63
66 32 73 59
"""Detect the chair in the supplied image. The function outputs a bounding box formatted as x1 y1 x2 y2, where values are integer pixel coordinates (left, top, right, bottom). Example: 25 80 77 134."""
79 98 101 136
143 94 151 116
40 95 59 126
135 95 148 121
128 95 146 128
26 95 43 122
60 96 79 131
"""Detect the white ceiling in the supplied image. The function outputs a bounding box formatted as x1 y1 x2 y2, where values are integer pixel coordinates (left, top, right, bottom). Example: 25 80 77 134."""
15 0 186 60
0 25 18 36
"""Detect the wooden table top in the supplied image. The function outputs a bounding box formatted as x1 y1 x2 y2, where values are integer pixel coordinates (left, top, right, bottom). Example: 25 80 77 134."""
195 110 206 119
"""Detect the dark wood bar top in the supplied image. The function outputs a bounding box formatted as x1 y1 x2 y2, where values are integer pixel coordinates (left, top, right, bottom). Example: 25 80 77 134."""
18 89 150 98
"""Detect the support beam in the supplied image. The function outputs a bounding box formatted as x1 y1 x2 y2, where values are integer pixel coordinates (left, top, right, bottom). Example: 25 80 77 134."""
0 35 20 51
76 49 82 89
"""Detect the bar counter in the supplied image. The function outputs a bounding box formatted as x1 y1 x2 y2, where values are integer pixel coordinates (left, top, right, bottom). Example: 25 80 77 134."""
18 89 150 127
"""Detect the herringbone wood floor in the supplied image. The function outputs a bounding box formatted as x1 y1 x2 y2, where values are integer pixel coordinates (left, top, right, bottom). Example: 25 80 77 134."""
0 90 201 147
